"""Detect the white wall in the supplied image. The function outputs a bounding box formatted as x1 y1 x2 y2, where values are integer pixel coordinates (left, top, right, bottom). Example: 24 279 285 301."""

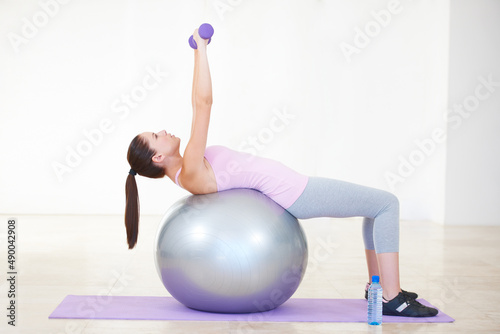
0 0 450 220
445 0 500 225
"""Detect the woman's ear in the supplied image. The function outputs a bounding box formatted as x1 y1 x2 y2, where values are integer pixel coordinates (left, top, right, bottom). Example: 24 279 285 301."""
152 153 165 163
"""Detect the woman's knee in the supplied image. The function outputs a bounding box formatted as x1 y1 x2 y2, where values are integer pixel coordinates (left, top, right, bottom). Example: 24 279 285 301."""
382 191 400 211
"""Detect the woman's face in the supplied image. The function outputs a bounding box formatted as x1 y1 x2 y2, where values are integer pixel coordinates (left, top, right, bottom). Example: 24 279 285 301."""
141 130 180 159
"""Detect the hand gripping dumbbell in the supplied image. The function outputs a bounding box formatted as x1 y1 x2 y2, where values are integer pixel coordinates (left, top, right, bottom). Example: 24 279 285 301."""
188 23 214 49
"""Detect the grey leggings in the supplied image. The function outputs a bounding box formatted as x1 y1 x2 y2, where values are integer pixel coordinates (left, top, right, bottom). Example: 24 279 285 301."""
287 177 400 253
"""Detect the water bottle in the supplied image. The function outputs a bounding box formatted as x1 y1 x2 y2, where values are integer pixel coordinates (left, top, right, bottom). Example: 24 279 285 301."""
367 275 383 325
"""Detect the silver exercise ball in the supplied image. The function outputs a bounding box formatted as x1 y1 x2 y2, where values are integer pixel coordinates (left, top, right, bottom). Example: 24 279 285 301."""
154 189 308 313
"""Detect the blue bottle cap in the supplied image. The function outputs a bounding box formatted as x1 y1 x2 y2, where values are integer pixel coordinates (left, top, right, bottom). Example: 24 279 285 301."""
372 275 380 283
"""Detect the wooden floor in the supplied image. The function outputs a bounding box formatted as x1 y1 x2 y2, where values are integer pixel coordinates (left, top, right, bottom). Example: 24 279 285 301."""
1 214 499 333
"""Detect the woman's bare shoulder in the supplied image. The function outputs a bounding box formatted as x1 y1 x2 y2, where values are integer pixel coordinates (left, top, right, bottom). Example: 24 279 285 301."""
179 158 217 194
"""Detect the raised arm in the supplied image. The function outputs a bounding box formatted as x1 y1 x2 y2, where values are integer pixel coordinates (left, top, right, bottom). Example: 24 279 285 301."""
183 29 213 175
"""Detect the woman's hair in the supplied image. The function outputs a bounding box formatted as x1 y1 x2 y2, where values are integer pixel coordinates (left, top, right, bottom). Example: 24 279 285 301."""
125 135 165 249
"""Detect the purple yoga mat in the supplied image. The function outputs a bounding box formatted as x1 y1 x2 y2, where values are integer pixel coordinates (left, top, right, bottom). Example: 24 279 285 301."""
49 295 454 323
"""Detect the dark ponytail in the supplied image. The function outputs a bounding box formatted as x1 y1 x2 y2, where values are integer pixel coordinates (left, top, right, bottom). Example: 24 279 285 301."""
125 173 139 248
125 135 166 249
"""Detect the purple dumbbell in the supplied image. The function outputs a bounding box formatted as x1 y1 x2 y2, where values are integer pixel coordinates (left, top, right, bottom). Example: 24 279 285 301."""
189 23 214 49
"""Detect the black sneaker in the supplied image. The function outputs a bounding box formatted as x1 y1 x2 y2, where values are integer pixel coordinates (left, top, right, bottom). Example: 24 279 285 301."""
364 283 418 300
382 292 438 317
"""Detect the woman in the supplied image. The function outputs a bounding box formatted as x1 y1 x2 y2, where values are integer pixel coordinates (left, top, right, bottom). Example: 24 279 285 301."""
125 29 438 318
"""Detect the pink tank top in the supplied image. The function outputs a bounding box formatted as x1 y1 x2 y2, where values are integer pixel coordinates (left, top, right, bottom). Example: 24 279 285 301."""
175 146 308 209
